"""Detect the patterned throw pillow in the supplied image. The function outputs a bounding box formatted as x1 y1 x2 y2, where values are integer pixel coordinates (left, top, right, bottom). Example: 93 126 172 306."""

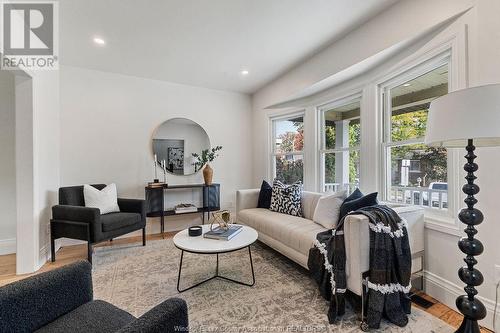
269 180 303 217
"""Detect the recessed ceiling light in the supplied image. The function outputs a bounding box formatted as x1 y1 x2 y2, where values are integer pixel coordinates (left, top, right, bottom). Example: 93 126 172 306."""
403 83 411 87
240 70 249 75
93 37 106 45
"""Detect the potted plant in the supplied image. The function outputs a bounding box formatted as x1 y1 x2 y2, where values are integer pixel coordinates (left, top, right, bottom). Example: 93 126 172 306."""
192 146 222 185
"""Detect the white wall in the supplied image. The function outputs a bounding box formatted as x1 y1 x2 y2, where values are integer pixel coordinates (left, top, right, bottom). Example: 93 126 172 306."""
60 66 253 233
13 68 60 274
251 0 500 330
0 71 16 255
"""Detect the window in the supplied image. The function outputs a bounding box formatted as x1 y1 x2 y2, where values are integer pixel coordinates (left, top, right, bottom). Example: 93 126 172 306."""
271 114 304 184
319 97 361 193
382 61 449 209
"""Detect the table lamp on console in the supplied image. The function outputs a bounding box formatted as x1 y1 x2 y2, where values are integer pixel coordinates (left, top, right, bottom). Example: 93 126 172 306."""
425 84 500 333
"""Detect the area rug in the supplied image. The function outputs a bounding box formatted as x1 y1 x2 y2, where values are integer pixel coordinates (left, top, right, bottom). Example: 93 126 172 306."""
92 238 453 332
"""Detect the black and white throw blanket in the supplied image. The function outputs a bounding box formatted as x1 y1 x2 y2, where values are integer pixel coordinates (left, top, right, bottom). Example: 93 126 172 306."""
308 205 412 329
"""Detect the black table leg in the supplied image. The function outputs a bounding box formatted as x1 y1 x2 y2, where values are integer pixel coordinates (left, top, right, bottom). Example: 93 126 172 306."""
176 246 255 293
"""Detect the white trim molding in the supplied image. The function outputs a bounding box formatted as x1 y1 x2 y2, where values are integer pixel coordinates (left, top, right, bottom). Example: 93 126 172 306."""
0 238 16 255
425 270 497 331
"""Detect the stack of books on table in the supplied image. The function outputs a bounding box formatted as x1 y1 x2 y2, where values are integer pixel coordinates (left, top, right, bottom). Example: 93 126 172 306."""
174 204 198 214
203 225 243 241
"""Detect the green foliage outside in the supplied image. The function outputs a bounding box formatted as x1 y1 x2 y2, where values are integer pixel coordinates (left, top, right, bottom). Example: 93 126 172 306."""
324 122 360 184
390 110 447 187
273 109 446 188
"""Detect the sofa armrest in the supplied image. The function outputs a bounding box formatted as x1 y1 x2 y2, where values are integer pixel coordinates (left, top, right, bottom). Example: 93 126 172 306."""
236 189 260 213
0 261 93 332
117 298 188 333
343 206 424 296
118 198 146 217
52 205 100 223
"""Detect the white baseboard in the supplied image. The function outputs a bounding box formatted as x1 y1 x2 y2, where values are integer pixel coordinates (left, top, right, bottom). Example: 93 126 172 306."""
425 270 497 331
0 238 16 255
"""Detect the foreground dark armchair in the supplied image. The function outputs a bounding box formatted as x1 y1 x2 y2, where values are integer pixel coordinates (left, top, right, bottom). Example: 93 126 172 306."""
51 184 147 263
0 261 188 333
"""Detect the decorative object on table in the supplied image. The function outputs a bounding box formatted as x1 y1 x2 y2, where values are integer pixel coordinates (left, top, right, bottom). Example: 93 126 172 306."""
149 155 166 187
175 203 198 214
153 154 160 183
188 226 202 237
203 224 243 241
192 145 223 185
161 159 168 184
269 179 303 217
210 209 232 231
425 84 500 333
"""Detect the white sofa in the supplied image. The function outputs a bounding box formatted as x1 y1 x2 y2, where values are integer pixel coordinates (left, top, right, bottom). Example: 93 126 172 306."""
236 189 424 296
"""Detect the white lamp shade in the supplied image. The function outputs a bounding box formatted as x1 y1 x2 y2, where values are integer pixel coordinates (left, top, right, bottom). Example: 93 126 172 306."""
425 84 500 147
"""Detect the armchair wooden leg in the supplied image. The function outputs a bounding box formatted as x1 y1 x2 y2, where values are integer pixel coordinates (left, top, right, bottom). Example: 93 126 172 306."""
87 242 93 264
142 227 146 246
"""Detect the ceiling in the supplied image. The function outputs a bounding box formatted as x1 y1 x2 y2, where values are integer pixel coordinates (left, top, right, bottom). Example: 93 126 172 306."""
59 0 400 94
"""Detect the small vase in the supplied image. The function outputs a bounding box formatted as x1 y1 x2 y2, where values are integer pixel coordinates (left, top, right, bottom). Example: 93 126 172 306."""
203 164 213 185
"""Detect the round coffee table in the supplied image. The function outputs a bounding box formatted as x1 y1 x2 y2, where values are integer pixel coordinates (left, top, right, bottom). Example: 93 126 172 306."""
173 224 258 292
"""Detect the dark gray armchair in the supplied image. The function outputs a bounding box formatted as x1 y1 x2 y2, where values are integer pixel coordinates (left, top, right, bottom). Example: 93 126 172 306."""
51 184 147 263
0 261 189 332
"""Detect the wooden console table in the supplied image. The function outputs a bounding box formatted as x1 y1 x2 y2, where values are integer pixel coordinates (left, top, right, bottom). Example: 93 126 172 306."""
145 183 220 234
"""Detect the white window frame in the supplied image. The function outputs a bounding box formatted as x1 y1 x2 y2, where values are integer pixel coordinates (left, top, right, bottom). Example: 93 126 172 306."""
317 93 362 193
269 111 305 184
379 50 461 228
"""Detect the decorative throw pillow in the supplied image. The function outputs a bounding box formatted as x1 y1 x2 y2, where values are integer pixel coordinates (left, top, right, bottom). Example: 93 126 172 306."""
312 190 347 229
83 183 120 214
257 180 273 209
269 180 303 217
338 189 378 222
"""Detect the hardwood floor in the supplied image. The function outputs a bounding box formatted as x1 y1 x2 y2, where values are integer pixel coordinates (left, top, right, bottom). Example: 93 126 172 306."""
0 233 492 332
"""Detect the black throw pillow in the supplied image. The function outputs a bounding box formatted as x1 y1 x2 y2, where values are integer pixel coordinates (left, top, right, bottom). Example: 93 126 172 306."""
257 180 273 209
338 190 378 222
344 188 364 203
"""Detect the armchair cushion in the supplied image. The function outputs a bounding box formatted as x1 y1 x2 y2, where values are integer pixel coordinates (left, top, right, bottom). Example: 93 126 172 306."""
101 212 142 232
35 300 135 333
0 261 93 332
84 183 120 214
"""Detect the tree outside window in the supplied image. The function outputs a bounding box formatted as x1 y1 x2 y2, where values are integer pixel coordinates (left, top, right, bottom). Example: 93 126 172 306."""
272 115 304 184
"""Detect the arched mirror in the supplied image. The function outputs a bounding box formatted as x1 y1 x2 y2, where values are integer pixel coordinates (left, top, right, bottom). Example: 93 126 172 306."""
152 118 210 176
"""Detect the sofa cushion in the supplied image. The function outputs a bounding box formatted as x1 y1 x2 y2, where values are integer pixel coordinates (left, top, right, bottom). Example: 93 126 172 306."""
269 180 303 217
312 190 347 229
35 300 135 333
101 212 141 232
257 180 273 209
339 190 378 222
238 208 326 256
301 191 323 220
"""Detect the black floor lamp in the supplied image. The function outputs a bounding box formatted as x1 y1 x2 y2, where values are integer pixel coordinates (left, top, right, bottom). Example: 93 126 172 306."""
425 84 500 333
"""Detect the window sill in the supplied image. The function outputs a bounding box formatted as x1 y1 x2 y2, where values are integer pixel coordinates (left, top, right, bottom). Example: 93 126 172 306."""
424 214 462 237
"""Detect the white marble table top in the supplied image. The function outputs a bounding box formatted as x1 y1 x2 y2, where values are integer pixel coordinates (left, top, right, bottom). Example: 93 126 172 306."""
173 224 258 253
